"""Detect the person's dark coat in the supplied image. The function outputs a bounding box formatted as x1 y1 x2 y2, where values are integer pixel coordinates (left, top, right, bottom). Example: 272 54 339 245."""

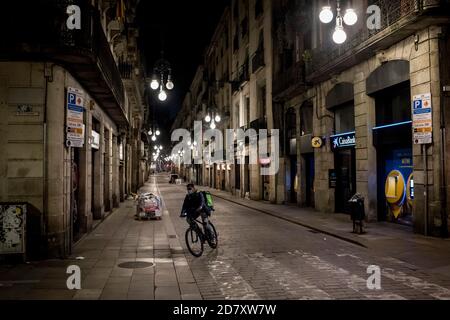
181 191 206 219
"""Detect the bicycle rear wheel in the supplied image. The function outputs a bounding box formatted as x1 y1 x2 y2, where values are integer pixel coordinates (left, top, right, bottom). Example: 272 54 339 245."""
206 222 218 249
185 226 204 257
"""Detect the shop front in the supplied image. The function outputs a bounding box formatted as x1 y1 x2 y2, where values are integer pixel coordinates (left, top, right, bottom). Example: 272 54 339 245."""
330 132 356 214
367 60 414 226
326 82 357 214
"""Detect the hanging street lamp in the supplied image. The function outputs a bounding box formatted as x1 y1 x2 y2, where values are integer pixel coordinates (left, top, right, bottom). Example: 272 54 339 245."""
319 0 358 44
204 110 221 130
148 123 161 142
149 51 174 102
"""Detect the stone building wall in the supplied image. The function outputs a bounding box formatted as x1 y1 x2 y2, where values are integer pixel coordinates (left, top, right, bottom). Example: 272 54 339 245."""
0 62 124 257
283 26 444 235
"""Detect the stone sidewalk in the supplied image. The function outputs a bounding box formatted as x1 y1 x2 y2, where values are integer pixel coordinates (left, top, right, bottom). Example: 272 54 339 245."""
198 185 450 277
0 178 202 300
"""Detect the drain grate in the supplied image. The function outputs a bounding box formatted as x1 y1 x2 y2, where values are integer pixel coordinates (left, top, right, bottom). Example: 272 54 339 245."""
118 261 154 269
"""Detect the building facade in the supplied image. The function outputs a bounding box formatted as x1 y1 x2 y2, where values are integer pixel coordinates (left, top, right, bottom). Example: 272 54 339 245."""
174 0 275 201
174 0 450 237
0 0 148 259
274 0 450 236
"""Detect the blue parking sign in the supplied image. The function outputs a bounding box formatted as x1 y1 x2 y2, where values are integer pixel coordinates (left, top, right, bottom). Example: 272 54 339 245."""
413 99 422 109
68 93 77 105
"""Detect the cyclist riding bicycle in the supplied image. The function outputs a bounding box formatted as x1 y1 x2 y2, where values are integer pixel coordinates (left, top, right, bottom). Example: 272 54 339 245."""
180 183 214 237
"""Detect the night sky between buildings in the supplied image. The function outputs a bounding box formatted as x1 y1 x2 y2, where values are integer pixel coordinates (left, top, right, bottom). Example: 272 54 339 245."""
137 0 229 146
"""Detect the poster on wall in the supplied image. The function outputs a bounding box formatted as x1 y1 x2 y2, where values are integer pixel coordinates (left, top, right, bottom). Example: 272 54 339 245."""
91 130 100 150
0 204 26 255
412 93 433 145
66 87 85 148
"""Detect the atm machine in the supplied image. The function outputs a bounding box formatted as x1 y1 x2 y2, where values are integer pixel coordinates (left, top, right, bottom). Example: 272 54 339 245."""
374 121 414 225
382 148 414 225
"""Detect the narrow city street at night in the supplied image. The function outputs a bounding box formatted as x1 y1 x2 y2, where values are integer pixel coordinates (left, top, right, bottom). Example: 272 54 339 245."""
1 0 450 317
1 175 450 302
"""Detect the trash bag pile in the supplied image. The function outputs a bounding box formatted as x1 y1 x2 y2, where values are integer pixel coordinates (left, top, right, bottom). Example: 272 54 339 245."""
136 193 162 220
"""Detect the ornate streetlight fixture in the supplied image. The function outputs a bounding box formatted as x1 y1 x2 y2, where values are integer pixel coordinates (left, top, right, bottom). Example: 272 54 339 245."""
150 52 174 102
204 110 221 130
148 124 161 142
319 0 358 44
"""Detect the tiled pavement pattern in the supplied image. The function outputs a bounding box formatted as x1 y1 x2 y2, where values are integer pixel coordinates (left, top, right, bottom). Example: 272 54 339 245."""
0 177 201 300
160 176 450 300
1 174 450 300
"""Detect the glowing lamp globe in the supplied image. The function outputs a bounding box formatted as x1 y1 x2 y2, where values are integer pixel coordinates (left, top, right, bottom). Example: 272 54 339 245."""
343 9 358 26
166 80 174 90
158 90 167 101
333 27 347 44
150 79 159 90
319 6 333 24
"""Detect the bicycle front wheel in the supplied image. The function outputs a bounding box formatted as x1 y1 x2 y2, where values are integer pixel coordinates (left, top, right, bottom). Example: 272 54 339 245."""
185 226 204 257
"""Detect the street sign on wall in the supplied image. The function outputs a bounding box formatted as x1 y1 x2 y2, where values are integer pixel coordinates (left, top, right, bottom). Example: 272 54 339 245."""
412 93 433 145
66 87 85 148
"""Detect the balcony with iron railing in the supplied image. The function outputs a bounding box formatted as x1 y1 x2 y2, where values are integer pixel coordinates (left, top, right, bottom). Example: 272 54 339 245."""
119 57 133 80
0 0 128 126
251 50 265 74
306 0 449 83
231 60 250 92
273 62 306 99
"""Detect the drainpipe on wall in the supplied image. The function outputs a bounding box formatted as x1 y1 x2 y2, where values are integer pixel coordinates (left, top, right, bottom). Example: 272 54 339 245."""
423 144 428 236
440 90 448 238
439 29 449 238
43 63 55 257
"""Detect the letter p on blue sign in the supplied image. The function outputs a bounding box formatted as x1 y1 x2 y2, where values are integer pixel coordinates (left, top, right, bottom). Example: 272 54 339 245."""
414 99 422 109
69 93 76 105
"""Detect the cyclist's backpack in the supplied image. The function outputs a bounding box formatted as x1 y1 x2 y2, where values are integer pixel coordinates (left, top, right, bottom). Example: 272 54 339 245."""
201 191 214 211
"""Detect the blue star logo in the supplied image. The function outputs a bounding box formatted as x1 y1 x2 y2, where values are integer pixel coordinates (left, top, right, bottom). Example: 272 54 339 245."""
333 138 339 149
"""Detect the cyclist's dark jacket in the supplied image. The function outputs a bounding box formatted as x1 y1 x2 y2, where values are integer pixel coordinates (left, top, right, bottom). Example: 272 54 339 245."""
181 191 209 218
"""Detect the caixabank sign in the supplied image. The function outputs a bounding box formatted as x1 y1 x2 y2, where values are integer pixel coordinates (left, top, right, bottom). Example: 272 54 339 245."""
330 132 356 151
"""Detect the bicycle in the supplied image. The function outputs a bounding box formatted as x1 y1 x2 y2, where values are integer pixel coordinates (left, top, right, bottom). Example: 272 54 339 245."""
185 218 218 257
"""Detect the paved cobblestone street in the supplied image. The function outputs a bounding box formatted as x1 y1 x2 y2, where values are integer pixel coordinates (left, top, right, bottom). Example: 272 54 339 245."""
159 176 450 300
1 175 450 300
